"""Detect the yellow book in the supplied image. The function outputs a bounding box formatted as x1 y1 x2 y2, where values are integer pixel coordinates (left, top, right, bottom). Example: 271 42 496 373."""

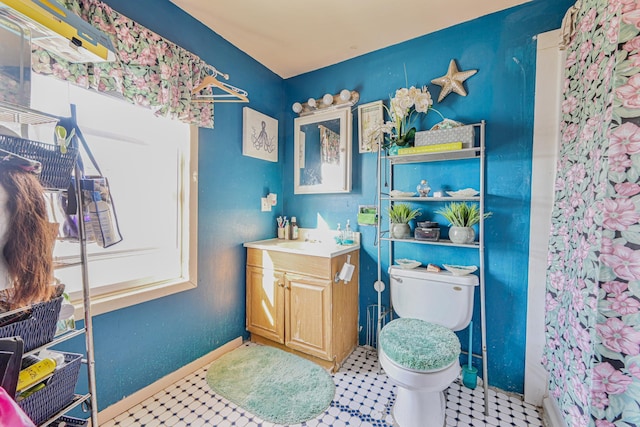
397 142 463 155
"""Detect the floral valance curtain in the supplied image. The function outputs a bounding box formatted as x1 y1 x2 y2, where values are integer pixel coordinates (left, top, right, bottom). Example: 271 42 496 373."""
31 0 214 128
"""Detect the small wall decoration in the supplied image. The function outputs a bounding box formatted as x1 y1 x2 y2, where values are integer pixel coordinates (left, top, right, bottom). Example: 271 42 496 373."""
358 101 384 153
431 59 478 103
243 107 278 162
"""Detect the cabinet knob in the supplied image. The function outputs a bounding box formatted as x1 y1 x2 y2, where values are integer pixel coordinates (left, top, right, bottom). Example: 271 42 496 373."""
278 281 284 287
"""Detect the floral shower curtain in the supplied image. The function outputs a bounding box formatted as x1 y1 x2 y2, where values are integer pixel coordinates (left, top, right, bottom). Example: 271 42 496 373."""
545 0 640 425
31 0 215 128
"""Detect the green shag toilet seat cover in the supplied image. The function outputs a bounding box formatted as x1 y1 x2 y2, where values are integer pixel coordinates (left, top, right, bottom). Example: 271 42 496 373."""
380 318 461 372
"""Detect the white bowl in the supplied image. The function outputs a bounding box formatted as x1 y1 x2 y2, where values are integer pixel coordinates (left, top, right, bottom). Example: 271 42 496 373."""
390 190 416 198
443 264 477 276
395 259 421 269
446 188 479 198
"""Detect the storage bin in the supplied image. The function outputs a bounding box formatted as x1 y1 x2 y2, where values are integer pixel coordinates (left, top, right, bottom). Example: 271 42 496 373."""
18 352 82 426
50 415 88 426
415 227 440 241
414 125 475 149
0 135 79 190
0 296 64 352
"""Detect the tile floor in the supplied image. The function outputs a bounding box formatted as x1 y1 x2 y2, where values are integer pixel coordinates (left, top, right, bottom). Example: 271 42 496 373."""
102 345 545 427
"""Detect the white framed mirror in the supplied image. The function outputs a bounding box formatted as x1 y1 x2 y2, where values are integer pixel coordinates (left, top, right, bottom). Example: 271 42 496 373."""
294 108 352 194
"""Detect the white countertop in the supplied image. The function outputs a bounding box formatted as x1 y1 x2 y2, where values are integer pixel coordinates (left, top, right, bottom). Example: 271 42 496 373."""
243 237 359 258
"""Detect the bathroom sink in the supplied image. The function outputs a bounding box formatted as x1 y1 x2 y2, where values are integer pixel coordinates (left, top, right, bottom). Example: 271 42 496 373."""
276 241 323 250
243 237 358 258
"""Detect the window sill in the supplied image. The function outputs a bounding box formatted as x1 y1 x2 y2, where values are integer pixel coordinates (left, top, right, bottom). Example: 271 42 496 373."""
71 278 197 319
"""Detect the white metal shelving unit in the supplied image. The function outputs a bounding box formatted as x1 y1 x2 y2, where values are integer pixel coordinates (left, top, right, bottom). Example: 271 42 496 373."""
0 104 99 426
375 120 489 414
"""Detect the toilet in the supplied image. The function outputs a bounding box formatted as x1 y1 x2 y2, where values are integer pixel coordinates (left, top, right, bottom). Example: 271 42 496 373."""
379 266 478 427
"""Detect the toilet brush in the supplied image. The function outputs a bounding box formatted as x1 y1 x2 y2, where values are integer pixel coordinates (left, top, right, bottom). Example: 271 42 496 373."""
462 321 478 390
467 321 472 370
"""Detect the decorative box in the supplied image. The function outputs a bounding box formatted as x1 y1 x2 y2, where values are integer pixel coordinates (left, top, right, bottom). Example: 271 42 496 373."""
414 125 475 149
416 221 438 228
415 227 440 241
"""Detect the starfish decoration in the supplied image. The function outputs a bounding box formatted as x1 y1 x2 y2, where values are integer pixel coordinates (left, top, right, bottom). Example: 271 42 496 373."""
431 59 478 103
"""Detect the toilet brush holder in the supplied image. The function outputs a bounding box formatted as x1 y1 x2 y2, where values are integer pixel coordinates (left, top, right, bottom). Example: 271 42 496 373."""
462 365 478 389
462 320 477 389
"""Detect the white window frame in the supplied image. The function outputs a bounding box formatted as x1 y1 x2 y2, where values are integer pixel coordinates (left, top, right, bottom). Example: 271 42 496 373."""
82 126 198 317
25 74 199 317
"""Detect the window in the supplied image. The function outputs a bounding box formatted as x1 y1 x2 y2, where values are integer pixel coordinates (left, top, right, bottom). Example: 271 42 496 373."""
16 74 198 315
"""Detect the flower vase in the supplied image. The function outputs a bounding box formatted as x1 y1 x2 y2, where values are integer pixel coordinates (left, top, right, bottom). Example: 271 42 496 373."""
391 223 411 239
449 226 475 244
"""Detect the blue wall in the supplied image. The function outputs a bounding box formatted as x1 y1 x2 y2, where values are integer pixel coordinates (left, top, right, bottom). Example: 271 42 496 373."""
55 0 284 411
56 0 574 411
283 1 574 393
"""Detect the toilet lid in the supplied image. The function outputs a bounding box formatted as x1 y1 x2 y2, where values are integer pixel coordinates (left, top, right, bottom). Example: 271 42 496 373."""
379 318 461 372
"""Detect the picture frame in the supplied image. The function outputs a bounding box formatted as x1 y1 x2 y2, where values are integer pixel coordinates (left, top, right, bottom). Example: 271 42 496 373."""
243 107 278 162
357 100 384 153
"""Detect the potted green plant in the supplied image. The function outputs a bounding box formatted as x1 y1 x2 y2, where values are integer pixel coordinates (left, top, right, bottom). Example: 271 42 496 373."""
436 202 491 244
387 203 421 239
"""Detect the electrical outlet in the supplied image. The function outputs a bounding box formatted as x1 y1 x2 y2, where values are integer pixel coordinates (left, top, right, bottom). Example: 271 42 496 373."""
261 198 271 212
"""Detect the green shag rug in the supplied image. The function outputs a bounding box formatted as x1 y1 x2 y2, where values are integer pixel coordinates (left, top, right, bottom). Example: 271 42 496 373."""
206 345 335 425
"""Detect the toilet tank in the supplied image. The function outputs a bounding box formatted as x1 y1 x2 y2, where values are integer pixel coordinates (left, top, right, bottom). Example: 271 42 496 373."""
388 266 478 331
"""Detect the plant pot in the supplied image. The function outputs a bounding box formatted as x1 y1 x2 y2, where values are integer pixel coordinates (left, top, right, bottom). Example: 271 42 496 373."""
390 223 411 239
449 226 475 244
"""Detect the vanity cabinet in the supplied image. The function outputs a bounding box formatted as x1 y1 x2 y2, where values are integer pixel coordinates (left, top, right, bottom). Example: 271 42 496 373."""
245 266 285 344
245 247 359 371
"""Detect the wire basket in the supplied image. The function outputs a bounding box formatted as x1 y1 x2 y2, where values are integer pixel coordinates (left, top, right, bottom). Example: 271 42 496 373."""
0 135 78 190
0 296 63 352
18 352 82 426
50 415 88 426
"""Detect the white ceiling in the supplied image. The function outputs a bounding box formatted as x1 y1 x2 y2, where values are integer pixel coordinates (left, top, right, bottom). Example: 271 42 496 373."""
170 0 530 79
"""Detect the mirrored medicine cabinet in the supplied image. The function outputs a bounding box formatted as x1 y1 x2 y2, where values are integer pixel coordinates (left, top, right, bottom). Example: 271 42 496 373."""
293 108 352 194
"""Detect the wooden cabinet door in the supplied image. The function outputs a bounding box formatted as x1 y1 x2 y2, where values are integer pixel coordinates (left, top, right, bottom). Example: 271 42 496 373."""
246 266 285 343
284 273 332 360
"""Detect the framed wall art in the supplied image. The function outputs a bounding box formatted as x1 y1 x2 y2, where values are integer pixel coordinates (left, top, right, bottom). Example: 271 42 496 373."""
243 107 278 162
357 100 384 153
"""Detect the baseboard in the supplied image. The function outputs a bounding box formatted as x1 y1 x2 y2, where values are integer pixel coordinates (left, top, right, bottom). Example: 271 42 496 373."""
97 336 243 424
542 395 566 427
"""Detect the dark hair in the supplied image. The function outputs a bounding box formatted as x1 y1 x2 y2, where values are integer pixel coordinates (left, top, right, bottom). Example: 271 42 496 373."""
0 165 56 309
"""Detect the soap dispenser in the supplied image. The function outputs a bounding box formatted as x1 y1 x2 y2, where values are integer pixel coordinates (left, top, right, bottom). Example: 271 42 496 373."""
291 217 299 240
344 220 354 245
